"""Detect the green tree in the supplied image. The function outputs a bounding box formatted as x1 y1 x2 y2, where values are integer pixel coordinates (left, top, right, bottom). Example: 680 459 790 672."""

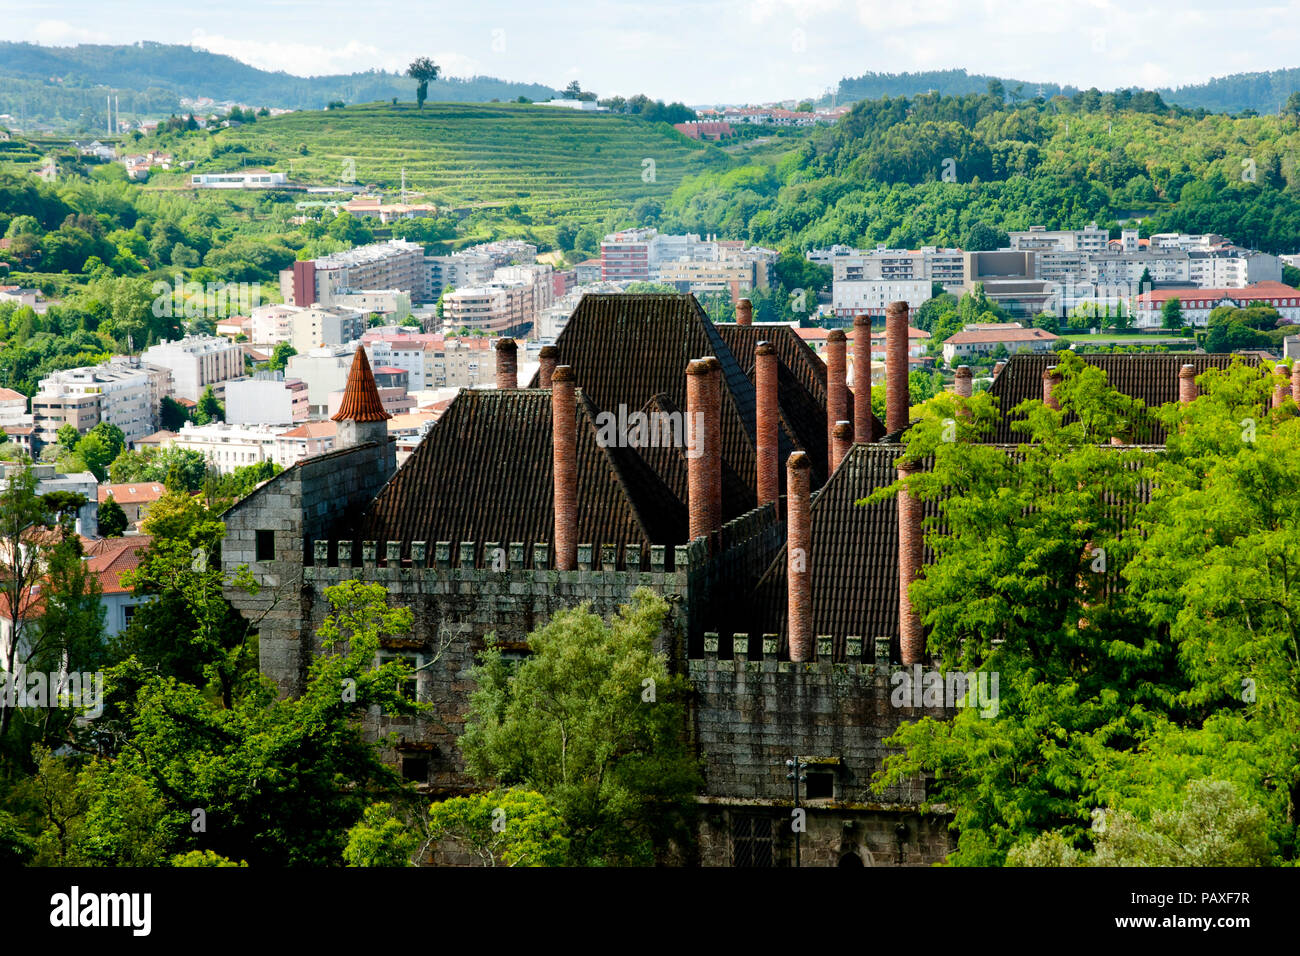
1161 296 1183 330
98 494 128 537
460 589 700 865
269 342 296 373
193 385 223 425
158 395 189 431
407 57 441 109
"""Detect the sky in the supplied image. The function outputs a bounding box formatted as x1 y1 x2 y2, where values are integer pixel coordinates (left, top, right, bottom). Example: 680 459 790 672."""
4 0 1300 105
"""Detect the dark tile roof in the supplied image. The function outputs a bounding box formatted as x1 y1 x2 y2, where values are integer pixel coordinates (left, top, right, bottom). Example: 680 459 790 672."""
347 388 687 562
525 294 762 515
986 352 1263 443
739 443 923 662
715 322 887 485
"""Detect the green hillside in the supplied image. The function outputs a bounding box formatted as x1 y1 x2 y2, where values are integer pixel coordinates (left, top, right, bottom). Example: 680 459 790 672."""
162 102 733 225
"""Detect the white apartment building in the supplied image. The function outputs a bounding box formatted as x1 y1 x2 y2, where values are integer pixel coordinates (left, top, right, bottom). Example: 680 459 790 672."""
170 420 334 472
248 304 301 346
283 239 428 307
141 335 244 402
31 363 158 446
284 345 356 417
191 169 287 188
1186 250 1282 288
832 279 933 318
225 374 310 426
0 388 30 428
331 290 411 321
289 307 367 354
1007 223 1110 254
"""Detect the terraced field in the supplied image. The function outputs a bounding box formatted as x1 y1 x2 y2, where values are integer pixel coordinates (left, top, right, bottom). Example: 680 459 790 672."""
169 102 737 226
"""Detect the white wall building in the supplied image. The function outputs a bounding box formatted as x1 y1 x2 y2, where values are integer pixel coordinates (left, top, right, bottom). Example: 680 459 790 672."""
141 335 244 402
284 345 356 417
832 279 933 318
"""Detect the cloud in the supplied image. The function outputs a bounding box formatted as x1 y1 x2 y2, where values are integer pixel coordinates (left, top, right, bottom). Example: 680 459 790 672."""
31 19 112 44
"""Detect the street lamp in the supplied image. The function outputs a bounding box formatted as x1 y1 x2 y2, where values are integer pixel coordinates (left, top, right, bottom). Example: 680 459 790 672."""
786 756 808 868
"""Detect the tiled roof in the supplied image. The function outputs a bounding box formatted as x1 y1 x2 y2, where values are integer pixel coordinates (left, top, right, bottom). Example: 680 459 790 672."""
944 327 1059 345
1136 281 1300 304
85 535 152 594
331 347 391 423
740 443 925 661
716 322 887 482
346 388 687 561
280 421 337 439
986 352 1263 444
98 483 166 505
0 387 26 402
523 293 760 517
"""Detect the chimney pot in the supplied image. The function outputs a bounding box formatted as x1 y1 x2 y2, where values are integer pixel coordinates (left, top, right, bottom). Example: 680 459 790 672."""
1273 366 1291 409
736 298 753 326
954 365 973 398
886 301 909 434
832 420 852 472
494 337 518 390
786 451 813 662
826 329 848 472
755 341 779 506
1042 365 1062 410
853 314 872 443
552 365 577 570
538 345 559 388
1178 363 1197 405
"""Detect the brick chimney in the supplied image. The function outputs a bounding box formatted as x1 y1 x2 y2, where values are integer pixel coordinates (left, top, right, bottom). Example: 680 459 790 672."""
897 460 924 665
954 365 973 398
786 451 813 662
495 337 518 389
552 365 577 571
853 314 872 443
826 329 848 472
992 360 1007 381
755 341 779 506
538 345 559 388
1273 366 1290 409
886 300 909 434
1178 363 1197 405
736 298 753 326
686 358 721 543
1042 366 1062 410
832 420 852 472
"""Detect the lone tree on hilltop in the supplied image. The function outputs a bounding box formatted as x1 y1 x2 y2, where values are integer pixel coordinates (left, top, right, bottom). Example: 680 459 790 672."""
407 58 441 109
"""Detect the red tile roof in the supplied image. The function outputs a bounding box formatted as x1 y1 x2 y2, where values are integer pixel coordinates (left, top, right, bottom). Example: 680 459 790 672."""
85 536 152 594
943 327 1060 345
1135 281 1300 305
331 347 391 423
98 483 166 505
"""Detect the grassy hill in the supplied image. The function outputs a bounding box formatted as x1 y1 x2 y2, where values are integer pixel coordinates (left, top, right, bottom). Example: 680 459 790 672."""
164 102 734 225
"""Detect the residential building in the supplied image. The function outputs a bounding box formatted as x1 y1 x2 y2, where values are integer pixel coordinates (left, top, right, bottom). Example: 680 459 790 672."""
84 535 154 636
225 373 310 425
283 239 428 307
248 304 301 346
31 361 160 446
191 169 287 189
832 279 933 318
0 388 29 428
284 345 356 417
941 325 1061 365
574 259 602 284
141 335 244 403
170 420 335 472
1007 222 1110 254
1133 282 1300 328
26 464 98 537
288 306 367 354
97 483 166 530
600 228 658 282
330 290 411 322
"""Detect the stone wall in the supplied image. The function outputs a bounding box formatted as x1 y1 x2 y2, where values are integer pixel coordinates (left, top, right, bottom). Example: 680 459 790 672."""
221 439 396 696
687 642 957 866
